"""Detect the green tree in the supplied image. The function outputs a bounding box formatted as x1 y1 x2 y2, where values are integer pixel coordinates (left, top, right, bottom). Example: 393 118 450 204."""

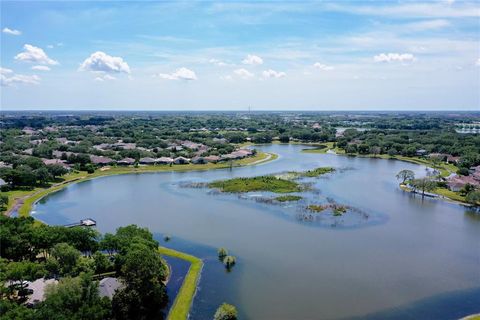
112 243 167 320
396 170 415 184
214 303 238 320
465 191 480 206
411 178 437 199
37 273 111 320
49 243 81 277
4 261 46 300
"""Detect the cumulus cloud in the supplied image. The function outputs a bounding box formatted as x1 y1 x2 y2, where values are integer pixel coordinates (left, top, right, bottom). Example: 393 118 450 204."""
157 67 197 80
262 69 286 78
313 63 334 71
2 27 21 36
476 58 480 66
32 65 51 71
79 51 131 74
1 67 40 87
234 68 254 79
15 44 58 65
209 58 227 67
242 54 263 65
374 53 416 63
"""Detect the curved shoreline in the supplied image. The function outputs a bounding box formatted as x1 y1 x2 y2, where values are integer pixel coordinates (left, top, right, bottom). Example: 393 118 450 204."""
6 151 278 217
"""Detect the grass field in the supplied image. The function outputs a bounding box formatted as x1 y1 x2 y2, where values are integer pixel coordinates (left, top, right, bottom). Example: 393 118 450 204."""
158 247 203 320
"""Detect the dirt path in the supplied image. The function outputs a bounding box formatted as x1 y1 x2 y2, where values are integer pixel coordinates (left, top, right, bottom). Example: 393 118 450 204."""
4 177 84 217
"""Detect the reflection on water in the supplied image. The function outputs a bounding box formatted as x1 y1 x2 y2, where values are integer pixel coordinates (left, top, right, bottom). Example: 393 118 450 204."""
34 144 480 319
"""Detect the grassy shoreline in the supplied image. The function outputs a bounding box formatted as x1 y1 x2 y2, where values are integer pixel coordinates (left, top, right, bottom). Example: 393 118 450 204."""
158 246 203 320
5 151 277 217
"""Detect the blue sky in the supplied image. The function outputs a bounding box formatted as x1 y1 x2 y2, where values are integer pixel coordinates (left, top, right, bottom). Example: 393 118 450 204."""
1 0 479 110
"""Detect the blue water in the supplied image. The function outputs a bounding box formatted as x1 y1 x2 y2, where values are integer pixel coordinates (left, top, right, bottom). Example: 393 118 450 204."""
32 144 480 319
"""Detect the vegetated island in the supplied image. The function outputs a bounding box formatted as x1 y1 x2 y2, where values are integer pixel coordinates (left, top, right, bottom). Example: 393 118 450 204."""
307 203 348 216
209 176 301 193
275 195 303 202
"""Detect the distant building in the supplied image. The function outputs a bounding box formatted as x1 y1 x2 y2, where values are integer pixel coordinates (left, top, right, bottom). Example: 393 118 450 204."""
156 157 174 165
416 149 427 156
173 156 190 164
90 155 115 166
139 157 156 165
204 155 221 163
117 157 135 166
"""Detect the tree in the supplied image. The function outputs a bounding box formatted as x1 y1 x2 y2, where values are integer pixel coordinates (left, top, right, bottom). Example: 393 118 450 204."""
411 178 437 199
465 191 480 206
0 194 8 211
217 248 228 260
49 243 81 277
37 273 111 320
112 243 167 320
223 256 236 270
396 170 415 184
47 164 68 179
214 303 238 320
93 252 113 274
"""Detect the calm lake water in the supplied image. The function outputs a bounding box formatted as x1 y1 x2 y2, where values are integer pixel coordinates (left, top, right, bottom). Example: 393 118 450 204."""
33 144 480 320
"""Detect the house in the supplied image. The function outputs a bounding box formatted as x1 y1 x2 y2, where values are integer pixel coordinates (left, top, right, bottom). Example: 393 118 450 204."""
139 157 156 165
428 153 448 161
25 278 58 306
416 149 428 156
90 155 115 166
181 141 202 150
191 156 207 164
447 155 460 164
23 148 33 155
204 155 221 163
22 127 36 135
98 277 124 299
42 159 71 170
173 156 190 164
447 175 480 192
156 157 174 165
52 150 75 159
117 157 135 166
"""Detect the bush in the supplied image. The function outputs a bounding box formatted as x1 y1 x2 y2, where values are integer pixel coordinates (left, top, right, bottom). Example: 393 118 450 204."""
214 303 238 320
217 248 228 260
223 256 236 270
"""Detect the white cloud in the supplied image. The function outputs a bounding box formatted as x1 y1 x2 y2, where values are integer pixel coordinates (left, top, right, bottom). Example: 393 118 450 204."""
262 69 286 78
476 58 480 66
234 68 254 79
79 51 130 74
374 53 416 63
94 74 117 82
313 63 334 71
209 58 227 67
402 19 451 32
326 2 480 18
15 44 58 65
2 27 21 36
1 68 40 87
242 54 263 65
31 65 51 71
157 67 197 80
220 75 233 81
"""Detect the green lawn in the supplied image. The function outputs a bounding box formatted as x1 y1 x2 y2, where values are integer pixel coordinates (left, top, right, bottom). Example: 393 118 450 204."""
158 247 203 320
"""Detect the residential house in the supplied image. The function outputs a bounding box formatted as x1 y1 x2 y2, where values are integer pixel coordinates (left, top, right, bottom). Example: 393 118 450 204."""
98 277 124 299
90 155 115 166
204 155 221 163
139 157 156 165
25 278 58 306
156 157 174 165
117 157 135 166
173 156 190 164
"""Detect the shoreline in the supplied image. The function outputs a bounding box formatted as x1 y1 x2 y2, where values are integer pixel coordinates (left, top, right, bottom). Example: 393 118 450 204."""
5 151 278 217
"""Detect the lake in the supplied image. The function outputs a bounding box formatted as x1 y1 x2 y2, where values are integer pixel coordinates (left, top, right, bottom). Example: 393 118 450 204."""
32 144 480 320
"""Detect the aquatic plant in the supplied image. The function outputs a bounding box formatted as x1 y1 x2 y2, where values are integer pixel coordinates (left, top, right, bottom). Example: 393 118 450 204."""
218 247 228 260
275 195 303 202
209 176 301 193
223 255 236 269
